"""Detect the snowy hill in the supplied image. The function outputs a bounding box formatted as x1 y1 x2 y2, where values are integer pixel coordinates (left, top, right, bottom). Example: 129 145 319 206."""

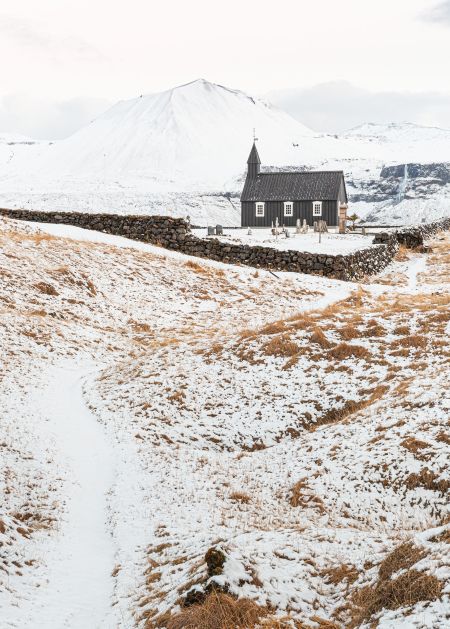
0 80 449 224
0 133 47 173
40 79 314 186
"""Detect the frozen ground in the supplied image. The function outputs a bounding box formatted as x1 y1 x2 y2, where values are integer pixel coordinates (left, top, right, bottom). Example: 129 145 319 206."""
0 217 449 628
193 227 375 255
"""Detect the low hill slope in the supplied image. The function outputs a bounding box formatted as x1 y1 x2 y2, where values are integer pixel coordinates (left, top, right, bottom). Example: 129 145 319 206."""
0 218 449 628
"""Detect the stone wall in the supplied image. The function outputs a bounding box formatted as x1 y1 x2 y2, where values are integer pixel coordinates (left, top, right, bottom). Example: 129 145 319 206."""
0 209 190 249
373 217 450 249
2 207 447 281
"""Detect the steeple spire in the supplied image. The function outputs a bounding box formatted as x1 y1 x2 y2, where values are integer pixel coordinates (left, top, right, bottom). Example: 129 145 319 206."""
246 142 261 180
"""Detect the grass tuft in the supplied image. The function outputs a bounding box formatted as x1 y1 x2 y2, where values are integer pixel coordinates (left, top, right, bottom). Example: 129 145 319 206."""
151 591 268 629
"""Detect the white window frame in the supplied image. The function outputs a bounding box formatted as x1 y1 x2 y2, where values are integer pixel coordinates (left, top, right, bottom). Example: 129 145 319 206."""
313 201 322 217
255 202 265 217
284 201 293 217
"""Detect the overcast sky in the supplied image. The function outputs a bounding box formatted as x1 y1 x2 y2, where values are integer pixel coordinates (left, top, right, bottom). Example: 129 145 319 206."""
1 0 450 139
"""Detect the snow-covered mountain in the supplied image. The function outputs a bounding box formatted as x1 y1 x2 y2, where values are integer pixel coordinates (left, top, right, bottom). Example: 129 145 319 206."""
40 79 313 186
0 80 449 225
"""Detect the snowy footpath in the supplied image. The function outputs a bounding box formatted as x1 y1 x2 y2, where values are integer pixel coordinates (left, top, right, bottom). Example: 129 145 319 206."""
4 366 117 628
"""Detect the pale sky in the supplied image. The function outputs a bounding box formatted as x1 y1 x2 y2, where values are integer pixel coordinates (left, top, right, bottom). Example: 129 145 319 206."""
1 0 450 138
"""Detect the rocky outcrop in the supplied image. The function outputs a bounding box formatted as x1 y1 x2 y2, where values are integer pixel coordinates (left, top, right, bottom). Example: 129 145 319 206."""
349 162 450 209
380 163 450 185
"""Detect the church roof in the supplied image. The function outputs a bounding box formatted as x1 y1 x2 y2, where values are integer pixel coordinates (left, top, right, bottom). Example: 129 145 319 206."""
247 142 261 164
241 170 346 202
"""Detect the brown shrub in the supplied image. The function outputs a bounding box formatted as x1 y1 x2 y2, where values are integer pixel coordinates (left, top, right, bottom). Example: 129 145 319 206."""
338 325 359 340
322 564 359 586
155 591 268 629
430 528 450 544
262 335 300 358
328 342 370 361
350 570 442 627
394 325 410 336
378 542 426 581
310 327 333 349
229 491 250 504
400 437 431 458
394 335 427 349
34 281 59 296
289 478 326 514
312 385 388 429
131 321 152 333
184 260 206 272
260 320 287 336
405 468 450 495
436 431 450 445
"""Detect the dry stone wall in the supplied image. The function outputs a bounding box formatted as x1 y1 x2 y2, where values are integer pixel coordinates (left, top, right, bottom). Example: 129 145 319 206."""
1 208 448 281
373 218 450 248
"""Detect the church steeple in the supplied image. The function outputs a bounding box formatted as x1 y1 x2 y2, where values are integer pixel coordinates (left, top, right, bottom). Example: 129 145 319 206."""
246 142 261 180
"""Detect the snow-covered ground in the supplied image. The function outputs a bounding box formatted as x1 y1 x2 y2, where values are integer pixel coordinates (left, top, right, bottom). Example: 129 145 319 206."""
193 227 375 254
0 217 449 628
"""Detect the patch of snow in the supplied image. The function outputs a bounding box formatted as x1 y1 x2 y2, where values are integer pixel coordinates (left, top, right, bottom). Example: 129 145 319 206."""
2 367 117 628
194 227 375 254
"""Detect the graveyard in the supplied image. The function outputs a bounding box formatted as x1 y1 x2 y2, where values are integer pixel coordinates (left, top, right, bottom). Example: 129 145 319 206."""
193 223 375 255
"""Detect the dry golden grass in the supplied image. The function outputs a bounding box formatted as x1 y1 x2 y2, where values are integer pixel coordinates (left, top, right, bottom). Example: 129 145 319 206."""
289 478 326 514
149 591 268 629
312 385 388 429
229 491 251 504
338 324 359 340
184 260 207 273
327 342 370 361
378 542 426 581
262 335 300 358
348 541 442 627
310 327 333 349
350 570 443 627
34 281 59 296
400 437 431 457
393 335 428 350
405 468 450 495
321 564 359 587
436 431 450 445
395 245 411 262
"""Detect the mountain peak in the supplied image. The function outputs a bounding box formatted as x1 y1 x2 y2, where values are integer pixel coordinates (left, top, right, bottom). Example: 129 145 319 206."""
31 79 314 189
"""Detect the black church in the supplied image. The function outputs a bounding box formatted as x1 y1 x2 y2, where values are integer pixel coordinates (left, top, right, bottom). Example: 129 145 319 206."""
240 143 348 228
